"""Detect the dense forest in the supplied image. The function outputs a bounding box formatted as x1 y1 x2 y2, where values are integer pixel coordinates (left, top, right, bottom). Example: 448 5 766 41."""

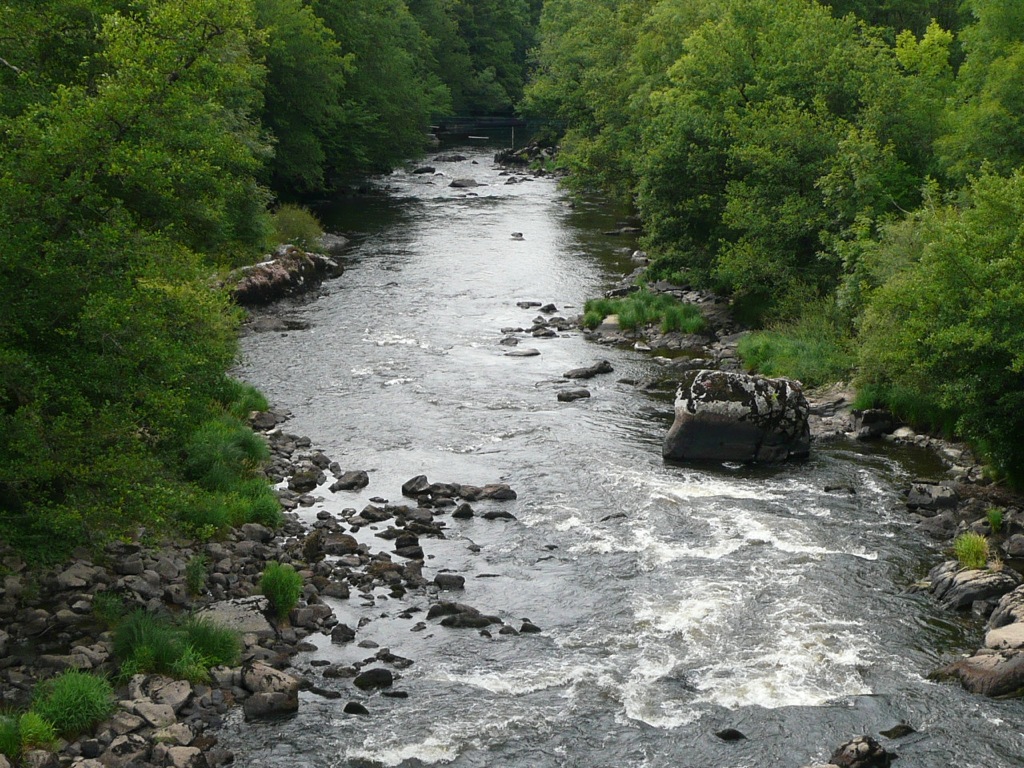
0 0 539 557
524 0 1024 486
4 0 1024 558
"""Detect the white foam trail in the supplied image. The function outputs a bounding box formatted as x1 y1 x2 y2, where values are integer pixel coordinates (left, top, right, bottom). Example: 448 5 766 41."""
345 736 459 767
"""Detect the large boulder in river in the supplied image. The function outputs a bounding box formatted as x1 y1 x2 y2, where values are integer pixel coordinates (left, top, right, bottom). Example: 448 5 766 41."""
662 370 810 463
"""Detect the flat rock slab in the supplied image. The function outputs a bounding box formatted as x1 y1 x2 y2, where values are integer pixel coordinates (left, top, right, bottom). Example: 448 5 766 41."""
505 348 540 357
194 596 274 638
985 622 1024 650
928 561 1022 611
563 360 613 379
938 648 1024 696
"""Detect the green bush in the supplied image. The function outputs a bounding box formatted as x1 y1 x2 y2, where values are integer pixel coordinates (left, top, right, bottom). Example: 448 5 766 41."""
953 532 990 570
581 288 705 334
181 617 241 667
185 555 208 597
987 508 1004 535
0 715 19 760
113 610 241 683
857 172 1024 486
260 562 303 622
737 300 854 387
18 711 57 752
271 204 323 251
32 671 114 739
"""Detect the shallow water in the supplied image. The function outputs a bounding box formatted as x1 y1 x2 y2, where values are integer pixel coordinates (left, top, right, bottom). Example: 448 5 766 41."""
224 143 1024 767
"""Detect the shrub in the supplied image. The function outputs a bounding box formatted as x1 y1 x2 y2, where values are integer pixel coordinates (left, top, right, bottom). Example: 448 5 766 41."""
180 617 241 667
32 671 114 738
113 610 241 682
953 532 990 570
92 591 126 628
185 555 208 596
737 299 853 387
18 711 57 752
183 416 269 493
987 508 1004 535
0 715 19 760
271 204 323 250
581 288 705 334
260 562 303 622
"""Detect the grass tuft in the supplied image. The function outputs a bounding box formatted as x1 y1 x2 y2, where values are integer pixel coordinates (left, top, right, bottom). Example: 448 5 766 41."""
987 507 1004 535
260 562 303 622
31 670 115 739
112 609 241 682
0 715 20 760
18 711 57 752
953 531 990 570
581 288 704 334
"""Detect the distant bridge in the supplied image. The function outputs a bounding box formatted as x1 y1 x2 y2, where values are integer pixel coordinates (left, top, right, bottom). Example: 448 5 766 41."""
430 115 528 137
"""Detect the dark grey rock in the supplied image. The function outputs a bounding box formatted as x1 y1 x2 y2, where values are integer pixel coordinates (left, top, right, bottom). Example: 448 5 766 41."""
353 668 393 690
330 471 370 492
563 360 613 379
558 388 591 402
906 482 959 514
828 736 894 768
434 574 465 590
663 370 810 463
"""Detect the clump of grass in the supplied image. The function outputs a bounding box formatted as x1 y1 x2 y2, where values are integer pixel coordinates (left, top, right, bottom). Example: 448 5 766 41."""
0 715 20 761
737 299 853 387
260 562 303 622
581 288 705 334
180 617 241 668
92 591 126 628
221 378 270 421
953 531 990 570
32 671 115 739
987 507 1004 535
271 203 323 251
112 610 240 683
185 555 208 597
17 711 57 752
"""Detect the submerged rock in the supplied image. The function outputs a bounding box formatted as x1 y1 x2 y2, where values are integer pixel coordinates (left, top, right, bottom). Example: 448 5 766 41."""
663 370 810 463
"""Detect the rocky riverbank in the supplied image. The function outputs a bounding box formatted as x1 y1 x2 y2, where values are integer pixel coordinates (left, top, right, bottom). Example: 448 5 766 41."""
0 399 549 768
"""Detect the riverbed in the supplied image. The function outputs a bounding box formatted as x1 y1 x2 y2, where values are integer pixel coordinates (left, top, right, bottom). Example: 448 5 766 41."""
222 143 1024 767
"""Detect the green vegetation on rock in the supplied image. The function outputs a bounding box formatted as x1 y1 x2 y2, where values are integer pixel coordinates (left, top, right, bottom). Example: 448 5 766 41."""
31 670 115 739
953 531 990 570
582 288 705 334
260 562 304 622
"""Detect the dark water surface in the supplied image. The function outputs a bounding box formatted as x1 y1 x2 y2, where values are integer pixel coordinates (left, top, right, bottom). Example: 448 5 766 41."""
223 144 1024 767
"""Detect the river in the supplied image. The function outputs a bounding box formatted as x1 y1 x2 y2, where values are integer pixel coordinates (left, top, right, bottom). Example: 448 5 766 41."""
222 141 1024 767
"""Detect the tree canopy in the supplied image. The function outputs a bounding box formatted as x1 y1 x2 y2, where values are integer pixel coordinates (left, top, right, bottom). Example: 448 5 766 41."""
524 0 1024 484
0 0 539 556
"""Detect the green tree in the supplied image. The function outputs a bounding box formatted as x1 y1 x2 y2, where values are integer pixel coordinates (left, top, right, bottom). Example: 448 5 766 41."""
255 0 352 194
0 0 270 553
858 171 1024 484
937 0 1024 180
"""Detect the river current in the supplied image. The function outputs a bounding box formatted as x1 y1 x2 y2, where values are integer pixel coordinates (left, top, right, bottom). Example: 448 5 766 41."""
223 143 1024 767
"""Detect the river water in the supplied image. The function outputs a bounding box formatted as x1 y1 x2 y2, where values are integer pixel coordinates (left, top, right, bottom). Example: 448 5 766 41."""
223 143 1024 767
